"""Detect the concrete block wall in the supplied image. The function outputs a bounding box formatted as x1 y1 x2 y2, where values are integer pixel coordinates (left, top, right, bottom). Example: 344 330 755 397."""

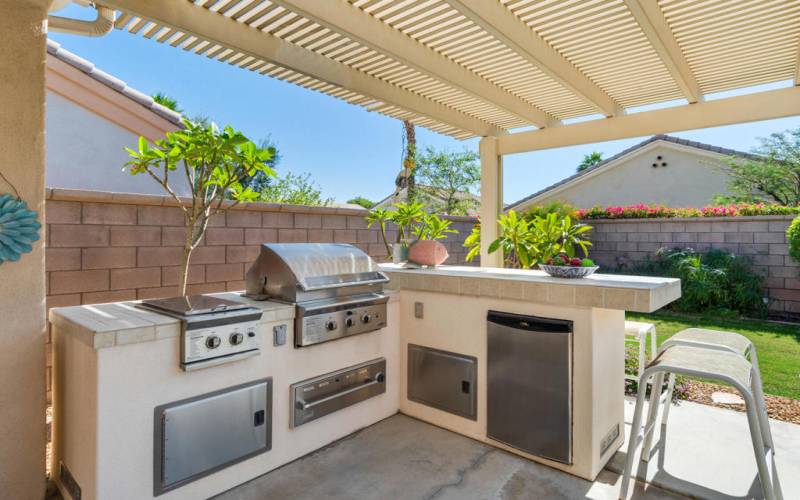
43 188 478 399
589 215 799 319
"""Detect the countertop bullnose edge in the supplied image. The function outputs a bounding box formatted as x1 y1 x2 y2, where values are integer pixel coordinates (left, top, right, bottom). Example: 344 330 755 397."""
380 264 680 313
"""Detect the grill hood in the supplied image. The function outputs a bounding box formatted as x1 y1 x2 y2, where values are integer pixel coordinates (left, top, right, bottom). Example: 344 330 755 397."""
245 243 389 302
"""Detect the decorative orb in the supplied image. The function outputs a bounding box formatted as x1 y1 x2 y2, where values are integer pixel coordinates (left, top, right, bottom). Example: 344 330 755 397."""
0 194 41 264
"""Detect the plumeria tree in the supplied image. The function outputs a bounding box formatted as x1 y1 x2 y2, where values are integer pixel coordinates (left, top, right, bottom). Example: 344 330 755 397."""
126 119 276 295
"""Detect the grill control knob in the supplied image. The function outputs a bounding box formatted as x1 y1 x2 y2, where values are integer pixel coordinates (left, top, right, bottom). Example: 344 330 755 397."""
325 320 338 331
229 332 244 345
205 335 221 349
345 317 355 328
361 313 372 324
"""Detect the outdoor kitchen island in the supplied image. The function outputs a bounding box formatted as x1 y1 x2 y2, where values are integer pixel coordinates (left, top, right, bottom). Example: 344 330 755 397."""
49 260 679 500
379 263 681 482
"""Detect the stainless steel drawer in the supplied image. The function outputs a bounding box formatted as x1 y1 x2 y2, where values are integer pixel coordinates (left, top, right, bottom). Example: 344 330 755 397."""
407 344 477 420
154 379 272 496
291 358 386 427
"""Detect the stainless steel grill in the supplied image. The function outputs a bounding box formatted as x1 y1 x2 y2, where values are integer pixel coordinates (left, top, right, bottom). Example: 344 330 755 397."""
245 243 390 347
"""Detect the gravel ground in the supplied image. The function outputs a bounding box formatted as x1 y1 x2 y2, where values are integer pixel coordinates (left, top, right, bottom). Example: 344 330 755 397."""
684 380 800 425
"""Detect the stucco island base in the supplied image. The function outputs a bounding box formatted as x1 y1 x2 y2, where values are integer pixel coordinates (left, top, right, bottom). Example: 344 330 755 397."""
383 264 680 481
50 266 679 499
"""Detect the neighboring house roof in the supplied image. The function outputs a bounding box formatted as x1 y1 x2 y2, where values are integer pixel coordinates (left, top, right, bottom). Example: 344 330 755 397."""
506 134 759 210
375 184 480 215
46 39 183 135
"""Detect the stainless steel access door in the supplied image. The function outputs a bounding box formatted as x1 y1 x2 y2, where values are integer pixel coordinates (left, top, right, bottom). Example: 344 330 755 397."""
487 311 572 464
407 344 477 420
154 379 272 496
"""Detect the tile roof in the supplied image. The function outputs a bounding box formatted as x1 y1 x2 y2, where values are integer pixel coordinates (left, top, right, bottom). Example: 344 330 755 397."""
506 134 760 210
46 39 183 127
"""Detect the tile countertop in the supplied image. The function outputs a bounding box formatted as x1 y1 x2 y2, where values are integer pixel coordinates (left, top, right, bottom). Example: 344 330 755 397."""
49 292 296 350
51 290 400 349
379 264 680 313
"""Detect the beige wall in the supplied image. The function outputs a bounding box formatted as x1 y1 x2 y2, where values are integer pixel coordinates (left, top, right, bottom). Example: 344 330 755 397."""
522 142 732 210
0 2 49 498
46 92 190 196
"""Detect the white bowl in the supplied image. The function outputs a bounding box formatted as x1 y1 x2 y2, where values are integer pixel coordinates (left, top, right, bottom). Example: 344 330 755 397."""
539 265 599 278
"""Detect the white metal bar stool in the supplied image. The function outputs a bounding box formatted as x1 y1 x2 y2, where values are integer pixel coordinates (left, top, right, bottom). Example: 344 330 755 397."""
624 321 657 384
619 345 782 500
656 328 771 446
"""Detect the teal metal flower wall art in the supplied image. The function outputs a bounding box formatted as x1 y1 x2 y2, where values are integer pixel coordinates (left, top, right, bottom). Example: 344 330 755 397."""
0 193 41 264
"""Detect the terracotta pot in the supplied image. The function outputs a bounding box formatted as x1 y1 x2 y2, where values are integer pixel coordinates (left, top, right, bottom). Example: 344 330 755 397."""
408 240 449 266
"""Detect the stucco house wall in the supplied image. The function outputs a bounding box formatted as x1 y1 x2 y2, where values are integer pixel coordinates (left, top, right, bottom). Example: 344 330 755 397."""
537 143 731 208
508 136 751 212
45 40 188 196
45 91 176 195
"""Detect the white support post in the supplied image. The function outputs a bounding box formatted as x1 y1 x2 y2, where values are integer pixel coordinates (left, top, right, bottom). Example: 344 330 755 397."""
480 136 504 268
0 2 49 499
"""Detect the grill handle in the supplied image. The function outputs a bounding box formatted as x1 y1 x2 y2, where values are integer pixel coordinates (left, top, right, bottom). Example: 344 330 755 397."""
297 378 383 410
298 272 390 292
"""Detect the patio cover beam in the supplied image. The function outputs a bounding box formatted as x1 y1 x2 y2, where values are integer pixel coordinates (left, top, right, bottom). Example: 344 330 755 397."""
446 0 623 118
496 86 800 155
272 0 559 128
795 42 800 86
102 0 505 138
623 0 703 103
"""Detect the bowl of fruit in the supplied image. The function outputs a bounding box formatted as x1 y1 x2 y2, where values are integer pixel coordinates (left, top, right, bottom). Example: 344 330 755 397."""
539 254 598 278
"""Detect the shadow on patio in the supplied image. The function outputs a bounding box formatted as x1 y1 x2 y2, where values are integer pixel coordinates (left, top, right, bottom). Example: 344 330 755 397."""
212 398 800 500
213 414 678 500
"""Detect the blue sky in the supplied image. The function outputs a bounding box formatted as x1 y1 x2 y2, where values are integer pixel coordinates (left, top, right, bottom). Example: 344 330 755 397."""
49 6 800 205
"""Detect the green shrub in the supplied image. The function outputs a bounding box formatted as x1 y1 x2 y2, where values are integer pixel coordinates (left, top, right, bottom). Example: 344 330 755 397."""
523 200 579 220
788 215 800 263
629 248 767 317
484 211 592 268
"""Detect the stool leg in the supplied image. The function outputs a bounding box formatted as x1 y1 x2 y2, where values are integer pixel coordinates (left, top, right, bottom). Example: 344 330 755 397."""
748 347 775 452
743 392 781 500
750 366 775 451
619 371 654 500
641 372 665 463
648 326 657 362
638 332 647 382
660 374 676 428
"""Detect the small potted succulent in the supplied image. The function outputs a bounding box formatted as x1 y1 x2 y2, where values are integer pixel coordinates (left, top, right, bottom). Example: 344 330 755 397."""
540 253 598 278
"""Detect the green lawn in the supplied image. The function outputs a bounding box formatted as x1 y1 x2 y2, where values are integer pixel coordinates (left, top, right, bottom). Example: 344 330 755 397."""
626 312 800 400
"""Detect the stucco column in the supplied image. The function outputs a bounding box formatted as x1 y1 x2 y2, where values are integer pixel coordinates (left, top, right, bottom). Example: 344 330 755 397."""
479 136 504 268
0 2 50 498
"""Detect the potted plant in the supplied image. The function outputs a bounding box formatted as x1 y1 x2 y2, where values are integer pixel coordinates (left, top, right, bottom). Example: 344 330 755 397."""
366 201 425 263
125 120 276 295
390 201 425 263
465 210 594 275
365 207 393 258
408 212 457 266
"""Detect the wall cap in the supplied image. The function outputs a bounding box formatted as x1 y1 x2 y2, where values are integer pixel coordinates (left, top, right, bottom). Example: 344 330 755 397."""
587 215 795 223
45 188 479 222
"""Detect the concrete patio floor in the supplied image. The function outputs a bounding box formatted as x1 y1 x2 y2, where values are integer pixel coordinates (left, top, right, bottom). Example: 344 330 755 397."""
609 397 800 500
214 414 680 500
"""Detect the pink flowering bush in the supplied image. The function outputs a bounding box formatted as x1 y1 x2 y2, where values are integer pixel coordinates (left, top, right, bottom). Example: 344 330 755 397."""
578 203 800 220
